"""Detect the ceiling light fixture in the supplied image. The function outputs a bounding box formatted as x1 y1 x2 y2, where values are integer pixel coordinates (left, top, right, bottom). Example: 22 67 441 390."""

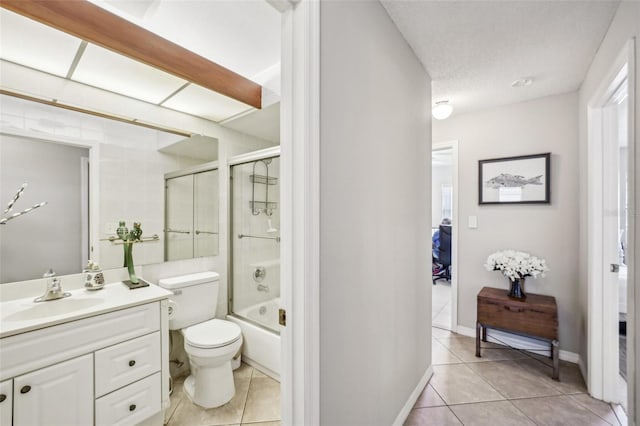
511 77 533 88
432 100 453 120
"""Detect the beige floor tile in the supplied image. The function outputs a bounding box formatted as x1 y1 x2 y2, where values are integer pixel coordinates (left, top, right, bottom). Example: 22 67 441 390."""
414 384 446 408
430 364 505 405
241 422 281 426
519 358 588 394
251 367 276 380
168 377 251 426
432 327 454 339
511 395 610 426
234 362 254 380
468 360 563 399
449 400 537 426
438 335 527 363
433 339 464 365
242 376 281 424
404 406 462 426
570 394 621 425
165 378 185 424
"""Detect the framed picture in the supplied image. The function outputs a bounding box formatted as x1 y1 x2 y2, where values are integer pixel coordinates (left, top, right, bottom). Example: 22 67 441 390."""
478 153 551 204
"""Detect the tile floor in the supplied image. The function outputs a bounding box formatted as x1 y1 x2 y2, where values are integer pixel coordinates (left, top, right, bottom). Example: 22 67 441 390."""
165 363 281 426
432 281 451 329
406 328 627 426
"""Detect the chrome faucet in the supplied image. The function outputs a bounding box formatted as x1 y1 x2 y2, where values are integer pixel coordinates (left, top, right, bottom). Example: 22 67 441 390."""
34 269 71 302
257 284 270 293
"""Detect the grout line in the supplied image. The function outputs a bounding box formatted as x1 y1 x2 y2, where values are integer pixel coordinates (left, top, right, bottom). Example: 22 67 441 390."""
567 395 622 426
505 398 543 426
238 364 254 424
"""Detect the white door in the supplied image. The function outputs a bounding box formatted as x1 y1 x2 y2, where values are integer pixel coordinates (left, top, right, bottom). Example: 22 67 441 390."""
602 78 629 407
587 39 635 410
13 354 93 426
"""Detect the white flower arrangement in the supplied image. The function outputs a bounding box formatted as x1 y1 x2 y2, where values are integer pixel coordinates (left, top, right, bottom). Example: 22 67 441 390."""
485 249 549 281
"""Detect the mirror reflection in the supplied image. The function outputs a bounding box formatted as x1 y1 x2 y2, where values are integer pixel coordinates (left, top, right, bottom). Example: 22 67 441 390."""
0 94 219 283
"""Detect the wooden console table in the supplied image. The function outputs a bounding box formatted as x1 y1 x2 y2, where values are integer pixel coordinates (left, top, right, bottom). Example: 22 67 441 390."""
476 286 559 380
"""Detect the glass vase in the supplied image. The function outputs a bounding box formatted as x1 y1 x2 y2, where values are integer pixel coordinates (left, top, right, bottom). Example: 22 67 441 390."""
508 277 526 299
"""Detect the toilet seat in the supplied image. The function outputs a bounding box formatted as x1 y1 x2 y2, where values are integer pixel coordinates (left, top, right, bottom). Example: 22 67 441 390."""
183 319 241 349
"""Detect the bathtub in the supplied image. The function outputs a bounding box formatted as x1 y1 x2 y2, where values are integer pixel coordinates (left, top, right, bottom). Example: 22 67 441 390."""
227 297 280 380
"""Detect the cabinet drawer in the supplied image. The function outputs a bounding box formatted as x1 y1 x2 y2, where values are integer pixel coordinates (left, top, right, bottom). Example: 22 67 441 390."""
0 379 12 426
95 332 161 397
95 372 161 426
1 302 160 381
478 300 557 340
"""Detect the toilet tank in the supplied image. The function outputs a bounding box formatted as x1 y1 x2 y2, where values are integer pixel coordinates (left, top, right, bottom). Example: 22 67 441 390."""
158 271 220 330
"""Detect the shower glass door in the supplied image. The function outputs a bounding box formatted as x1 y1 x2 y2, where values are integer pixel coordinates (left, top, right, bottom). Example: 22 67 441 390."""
230 155 280 333
194 169 219 257
165 174 194 261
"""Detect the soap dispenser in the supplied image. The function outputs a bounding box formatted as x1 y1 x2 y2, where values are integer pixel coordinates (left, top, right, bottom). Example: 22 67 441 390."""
84 260 105 290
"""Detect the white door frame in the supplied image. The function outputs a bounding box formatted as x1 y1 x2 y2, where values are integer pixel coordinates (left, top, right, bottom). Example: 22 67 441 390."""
278 1 320 425
587 38 636 409
432 141 459 332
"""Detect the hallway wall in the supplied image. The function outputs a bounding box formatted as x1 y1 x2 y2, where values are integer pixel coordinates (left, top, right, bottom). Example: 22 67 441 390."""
319 1 432 424
433 91 580 353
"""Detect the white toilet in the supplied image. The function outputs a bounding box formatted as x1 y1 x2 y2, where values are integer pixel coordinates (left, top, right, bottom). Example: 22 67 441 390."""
158 272 242 409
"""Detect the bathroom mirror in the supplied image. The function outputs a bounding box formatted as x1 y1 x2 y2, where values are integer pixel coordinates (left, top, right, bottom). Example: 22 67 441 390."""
0 3 280 284
0 94 220 283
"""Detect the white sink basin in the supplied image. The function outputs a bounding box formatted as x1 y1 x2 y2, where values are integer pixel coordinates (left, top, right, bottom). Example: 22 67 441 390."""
3 298 104 322
0 282 172 338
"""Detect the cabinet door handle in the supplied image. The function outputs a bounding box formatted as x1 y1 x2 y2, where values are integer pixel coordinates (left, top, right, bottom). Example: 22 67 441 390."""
129 360 136 367
0 394 5 403
20 385 31 394
504 306 524 313
129 404 137 412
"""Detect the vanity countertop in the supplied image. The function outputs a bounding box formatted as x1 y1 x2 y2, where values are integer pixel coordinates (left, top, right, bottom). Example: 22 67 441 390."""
0 282 172 338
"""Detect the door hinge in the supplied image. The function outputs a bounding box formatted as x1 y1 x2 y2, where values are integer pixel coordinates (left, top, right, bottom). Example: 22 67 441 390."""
279 308 286 327
610 263 620 273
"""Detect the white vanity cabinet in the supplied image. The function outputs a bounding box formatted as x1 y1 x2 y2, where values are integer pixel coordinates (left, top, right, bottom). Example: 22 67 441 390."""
13 354 94 426
0 298 169 426
0 379 12 426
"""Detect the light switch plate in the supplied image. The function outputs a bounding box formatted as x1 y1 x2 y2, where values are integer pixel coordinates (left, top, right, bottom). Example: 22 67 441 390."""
468 215 478 229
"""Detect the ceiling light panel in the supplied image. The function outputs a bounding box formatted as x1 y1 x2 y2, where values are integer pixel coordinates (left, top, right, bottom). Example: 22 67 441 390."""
162 84 253 122
72 44 187 104
0 9 82 77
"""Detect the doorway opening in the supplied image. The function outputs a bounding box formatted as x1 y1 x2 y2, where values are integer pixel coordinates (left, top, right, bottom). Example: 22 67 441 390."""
432 141 458 331
587 39 635 413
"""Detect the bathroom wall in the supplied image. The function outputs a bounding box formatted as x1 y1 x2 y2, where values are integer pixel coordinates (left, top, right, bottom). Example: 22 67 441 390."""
576 0 640 418
0 135 89 281
319 1 432 424
433 91 580 353
0 92 276 321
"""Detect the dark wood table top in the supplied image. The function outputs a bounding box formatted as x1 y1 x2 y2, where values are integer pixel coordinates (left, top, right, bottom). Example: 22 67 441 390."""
478 286 557 310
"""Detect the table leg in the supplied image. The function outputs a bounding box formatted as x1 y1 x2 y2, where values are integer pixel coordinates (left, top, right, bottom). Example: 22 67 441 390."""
476 322 482 357
552 340 560 380
482 325 487 342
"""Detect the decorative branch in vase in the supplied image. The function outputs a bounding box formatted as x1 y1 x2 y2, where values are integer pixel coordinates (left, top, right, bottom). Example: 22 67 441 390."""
116 220 148 288
485 250 549 299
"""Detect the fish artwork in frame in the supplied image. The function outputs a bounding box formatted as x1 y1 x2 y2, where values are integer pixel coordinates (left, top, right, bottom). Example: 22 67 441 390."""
478 153 551 204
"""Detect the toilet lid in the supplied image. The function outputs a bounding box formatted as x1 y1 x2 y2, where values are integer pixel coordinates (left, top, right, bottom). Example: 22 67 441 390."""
184 319 242 349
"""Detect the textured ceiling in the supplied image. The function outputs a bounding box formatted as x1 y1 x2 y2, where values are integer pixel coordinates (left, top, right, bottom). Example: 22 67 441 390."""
381 0 619 117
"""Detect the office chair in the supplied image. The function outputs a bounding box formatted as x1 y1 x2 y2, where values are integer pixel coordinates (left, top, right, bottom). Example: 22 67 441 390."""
432 225 452 284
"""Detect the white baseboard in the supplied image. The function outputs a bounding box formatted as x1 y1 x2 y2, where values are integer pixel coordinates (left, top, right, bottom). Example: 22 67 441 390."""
392 365 433 426
455 325 580 364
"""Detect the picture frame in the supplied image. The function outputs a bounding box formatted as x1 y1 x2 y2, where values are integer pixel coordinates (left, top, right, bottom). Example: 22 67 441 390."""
478 153 551 204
